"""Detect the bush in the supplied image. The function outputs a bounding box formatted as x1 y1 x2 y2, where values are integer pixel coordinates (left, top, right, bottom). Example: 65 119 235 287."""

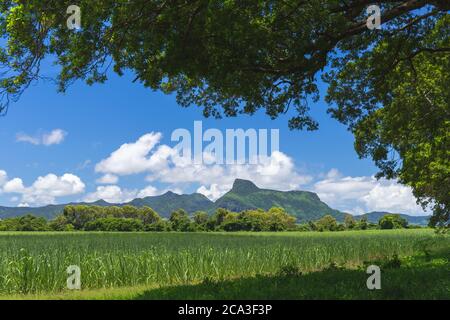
0 215 49 231
314 215 338 232
61 205 162 230
84 218 144 232
169 209 192 231
379 214 408 229
145 220 172 232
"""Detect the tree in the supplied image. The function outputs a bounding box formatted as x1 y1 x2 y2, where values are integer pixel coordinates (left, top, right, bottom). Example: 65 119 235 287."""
0 215 49 231
169 209 193 231
138 206 161 225
192 211 209 230
145 219 172 232
84 217 144 232
208 208 232 230
267 207 297 231
379 214 409 229
315 215 338 232
357 216 369 230
48 215 74 231
1 1 448 225
344 214 357 230
193 211 209 225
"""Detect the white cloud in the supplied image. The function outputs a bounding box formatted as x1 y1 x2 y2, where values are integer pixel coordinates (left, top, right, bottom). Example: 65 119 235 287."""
96 174 119 184
84 185 137 204
313 169 427 216
0 170 7 187
95 133 312 201
137 185 160 198
16 133 40 145
42 129 67 146
95 133 169 175
3 178 26 193
1 173 85 206
84 183 185 204
16 129 67 146
197 184 230 201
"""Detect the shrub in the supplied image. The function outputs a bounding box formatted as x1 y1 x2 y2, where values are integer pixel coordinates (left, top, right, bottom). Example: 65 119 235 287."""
84 218 144 232
0 215 49 231
379 214 408 229
315 215 338 232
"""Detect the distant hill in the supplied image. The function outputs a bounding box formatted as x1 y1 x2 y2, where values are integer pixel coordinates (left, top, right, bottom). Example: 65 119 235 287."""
0 200 110 220
213 179 346 222
0 179 428 224
357 211 430 226
127 191 214 216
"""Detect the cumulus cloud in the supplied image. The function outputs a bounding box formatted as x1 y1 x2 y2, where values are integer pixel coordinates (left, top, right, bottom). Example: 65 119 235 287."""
84 185 138 204
84 184 179 203
0 170 7 187
3 178 26 193
136 185 160 198
94 133 312 201
1 172 85 206
16 129 67 146
18 203 30 208
197 184 230 201
95 133 169 175
96 174 119 184
313 169 427 216
42 129 67 146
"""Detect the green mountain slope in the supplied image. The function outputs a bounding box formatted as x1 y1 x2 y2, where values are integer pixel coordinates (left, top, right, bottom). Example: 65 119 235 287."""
213 179 346 222
0 200 110 220
127 192 214 217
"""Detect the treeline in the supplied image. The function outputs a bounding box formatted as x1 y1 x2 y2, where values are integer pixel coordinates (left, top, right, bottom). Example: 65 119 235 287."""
0 205 412 232
301 213 410 232
0 205 297 232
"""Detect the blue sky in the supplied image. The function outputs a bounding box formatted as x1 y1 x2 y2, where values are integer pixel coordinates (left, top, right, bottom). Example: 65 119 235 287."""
0 67 428 215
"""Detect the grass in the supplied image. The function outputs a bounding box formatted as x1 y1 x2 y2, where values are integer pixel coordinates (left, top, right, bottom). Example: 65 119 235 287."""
0 229 448 299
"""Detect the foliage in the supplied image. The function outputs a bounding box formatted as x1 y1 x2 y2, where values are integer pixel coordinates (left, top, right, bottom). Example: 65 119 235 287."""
379 214 409 229
169 209 195 232
0 215 49 231
344 214 357 230
61 205 163 231
314 215 339 232
84 217 144 232
325 14 450 226
0 1 448 225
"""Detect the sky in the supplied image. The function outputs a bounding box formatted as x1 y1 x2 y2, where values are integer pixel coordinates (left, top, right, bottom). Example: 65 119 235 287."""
0 66 429 216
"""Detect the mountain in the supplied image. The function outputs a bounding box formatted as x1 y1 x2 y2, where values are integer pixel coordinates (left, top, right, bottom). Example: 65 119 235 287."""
127 191 214 216
0 200 110 220
357 211 430 226
213 179 346 222
0 193 212 220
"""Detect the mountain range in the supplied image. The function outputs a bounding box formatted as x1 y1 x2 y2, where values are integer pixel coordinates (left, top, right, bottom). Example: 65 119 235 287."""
0 179 430 225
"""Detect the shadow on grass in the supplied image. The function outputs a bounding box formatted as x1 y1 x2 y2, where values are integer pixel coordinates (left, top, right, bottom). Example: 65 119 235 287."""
134 253 449 300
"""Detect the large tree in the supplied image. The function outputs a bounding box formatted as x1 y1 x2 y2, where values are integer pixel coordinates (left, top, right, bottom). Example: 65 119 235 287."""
0 1 448 227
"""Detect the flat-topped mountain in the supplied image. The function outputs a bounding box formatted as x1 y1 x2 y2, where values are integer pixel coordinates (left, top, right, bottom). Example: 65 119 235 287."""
213 179 346 222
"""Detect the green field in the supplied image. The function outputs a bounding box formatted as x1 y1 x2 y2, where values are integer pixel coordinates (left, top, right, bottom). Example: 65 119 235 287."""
0 229 448 300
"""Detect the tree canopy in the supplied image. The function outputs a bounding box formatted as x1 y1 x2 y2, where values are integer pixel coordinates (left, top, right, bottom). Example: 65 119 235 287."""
0 1 448 226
